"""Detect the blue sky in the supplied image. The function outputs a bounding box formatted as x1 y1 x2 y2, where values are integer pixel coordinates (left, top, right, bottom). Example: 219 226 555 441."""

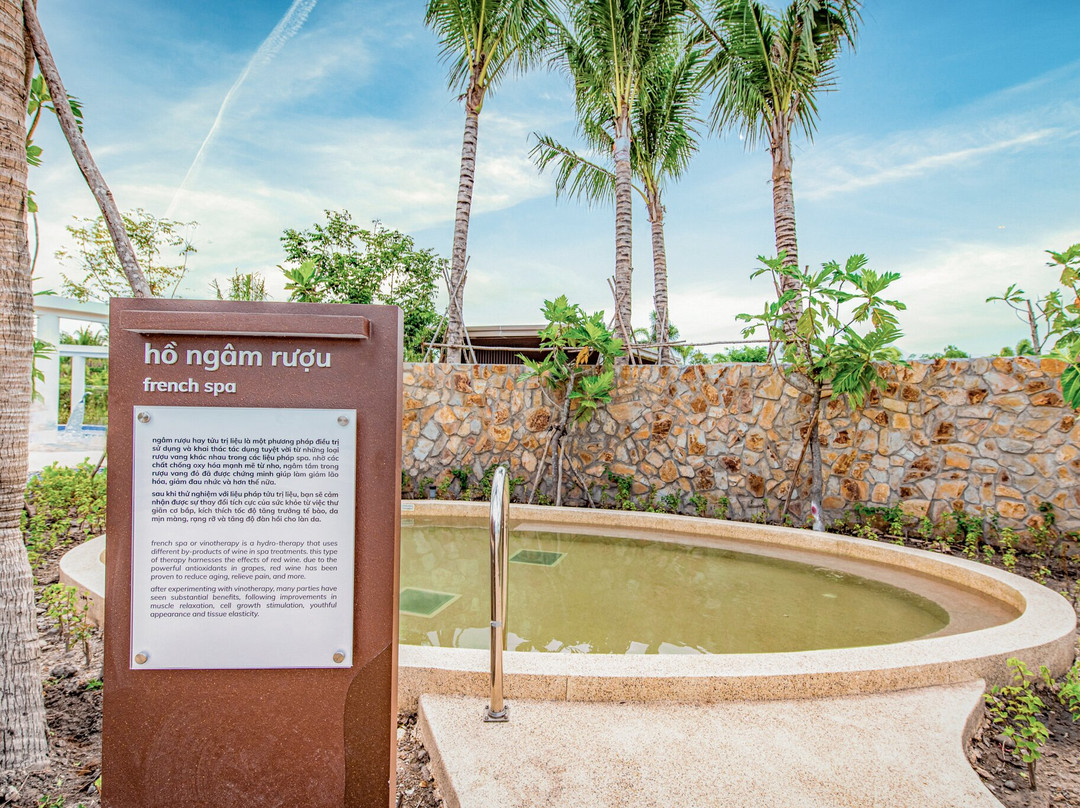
30 0 1080 356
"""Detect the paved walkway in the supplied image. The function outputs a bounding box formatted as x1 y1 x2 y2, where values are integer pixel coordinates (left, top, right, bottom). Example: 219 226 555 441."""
27 429 106 475
419 682 1002 808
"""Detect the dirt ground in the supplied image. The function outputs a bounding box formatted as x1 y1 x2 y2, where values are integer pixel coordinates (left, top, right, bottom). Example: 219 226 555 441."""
963 575 1080 808
970 695 1080 808
2 534 1076 807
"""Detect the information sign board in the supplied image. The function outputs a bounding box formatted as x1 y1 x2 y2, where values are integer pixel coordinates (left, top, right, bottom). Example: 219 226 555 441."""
102 299 402 808
130 405 357 669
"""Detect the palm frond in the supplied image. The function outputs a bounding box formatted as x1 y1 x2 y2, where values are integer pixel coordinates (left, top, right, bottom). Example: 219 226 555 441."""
632 38 705 187
697 0 859 145
529 133 620 206
559 0 691 124
426 0 558 100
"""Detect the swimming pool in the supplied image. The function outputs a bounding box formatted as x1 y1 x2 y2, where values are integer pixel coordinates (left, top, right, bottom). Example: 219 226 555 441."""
396 502 1076 708
399 518 1012 655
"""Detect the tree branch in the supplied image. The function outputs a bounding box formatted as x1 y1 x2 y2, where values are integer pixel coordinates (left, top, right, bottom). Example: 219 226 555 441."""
23 0 151 297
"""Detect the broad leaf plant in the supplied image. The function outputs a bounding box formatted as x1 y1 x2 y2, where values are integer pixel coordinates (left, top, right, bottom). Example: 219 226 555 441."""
738 253 905 525
519 295 624 506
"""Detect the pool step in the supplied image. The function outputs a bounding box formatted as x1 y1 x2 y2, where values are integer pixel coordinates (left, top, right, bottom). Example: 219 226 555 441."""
399 587 460 618
509 549 565 567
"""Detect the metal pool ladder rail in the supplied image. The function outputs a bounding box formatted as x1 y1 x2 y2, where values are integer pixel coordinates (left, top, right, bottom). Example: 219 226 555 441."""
484 465 510 723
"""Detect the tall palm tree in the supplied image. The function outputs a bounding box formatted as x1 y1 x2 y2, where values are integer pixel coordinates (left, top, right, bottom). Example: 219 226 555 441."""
0 0 49 768
532 39 704 363
693 0 859 305
426 0 554 363
556 0 689 357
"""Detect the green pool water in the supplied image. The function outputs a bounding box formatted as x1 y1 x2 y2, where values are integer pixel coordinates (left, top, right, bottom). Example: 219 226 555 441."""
398 520 954 655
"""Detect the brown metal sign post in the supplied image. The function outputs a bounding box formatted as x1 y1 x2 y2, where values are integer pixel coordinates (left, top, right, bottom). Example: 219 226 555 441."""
102 299 402 807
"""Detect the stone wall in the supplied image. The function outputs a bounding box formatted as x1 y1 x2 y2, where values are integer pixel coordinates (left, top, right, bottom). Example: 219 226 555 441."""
401 357 1079 531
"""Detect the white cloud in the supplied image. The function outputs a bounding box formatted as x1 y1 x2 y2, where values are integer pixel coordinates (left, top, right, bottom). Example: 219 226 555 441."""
804 128 1059 200
890 233 1075 356
801 60 1080 202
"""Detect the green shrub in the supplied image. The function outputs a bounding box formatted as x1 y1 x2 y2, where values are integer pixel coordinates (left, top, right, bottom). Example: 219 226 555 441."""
22 462 106 568
605 467 634 511
985 658 1049 790
40 583 94 666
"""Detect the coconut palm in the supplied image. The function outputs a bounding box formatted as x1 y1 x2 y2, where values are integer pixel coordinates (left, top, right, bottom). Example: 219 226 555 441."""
555 0 690 357
426 0 555 362
0 0 49 768
693 0 859 305
532 39 704 363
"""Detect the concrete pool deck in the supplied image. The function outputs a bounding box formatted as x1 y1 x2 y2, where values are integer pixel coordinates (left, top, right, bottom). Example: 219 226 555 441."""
418 681 1002 807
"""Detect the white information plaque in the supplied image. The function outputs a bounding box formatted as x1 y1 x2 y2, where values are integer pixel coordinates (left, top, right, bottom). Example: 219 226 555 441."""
130 406 357 669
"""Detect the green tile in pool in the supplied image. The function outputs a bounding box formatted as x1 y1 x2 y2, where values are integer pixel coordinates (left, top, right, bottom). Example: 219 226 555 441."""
511 549 565 567
400 587 459 617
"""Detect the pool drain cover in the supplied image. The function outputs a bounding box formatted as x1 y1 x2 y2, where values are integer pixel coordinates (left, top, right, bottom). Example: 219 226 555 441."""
399 587 460 617
510 549 565 567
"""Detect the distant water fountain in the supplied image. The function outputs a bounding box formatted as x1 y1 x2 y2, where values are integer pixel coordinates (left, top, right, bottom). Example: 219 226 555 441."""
63 394 87 441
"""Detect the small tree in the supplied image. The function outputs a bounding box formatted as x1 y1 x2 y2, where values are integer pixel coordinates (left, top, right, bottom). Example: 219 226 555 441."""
56 209 195 301
1047 244 1080 408
988 243 1080 408
738 254 905 526
280 211 442 360
922 345 969 359
519 296 624 506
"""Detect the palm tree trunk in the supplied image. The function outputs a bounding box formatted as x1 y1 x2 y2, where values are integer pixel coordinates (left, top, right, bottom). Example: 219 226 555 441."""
647 190 672 365
23 0 150 298
445 92 483 364
0 0 48 768
771 118 800 327
612 113 634 361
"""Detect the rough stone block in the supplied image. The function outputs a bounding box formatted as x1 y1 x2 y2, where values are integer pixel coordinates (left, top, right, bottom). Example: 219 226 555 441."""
998 500 1027 520
525 408 551 432
693 467 715 491
899 499 930 518
840 479 867 501
1032 391 1064 407
944 453 971 470
934 480 967 499
996 437 1035 454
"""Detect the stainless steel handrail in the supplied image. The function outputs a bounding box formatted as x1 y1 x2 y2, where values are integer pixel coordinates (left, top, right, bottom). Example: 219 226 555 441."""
484 465 510 722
